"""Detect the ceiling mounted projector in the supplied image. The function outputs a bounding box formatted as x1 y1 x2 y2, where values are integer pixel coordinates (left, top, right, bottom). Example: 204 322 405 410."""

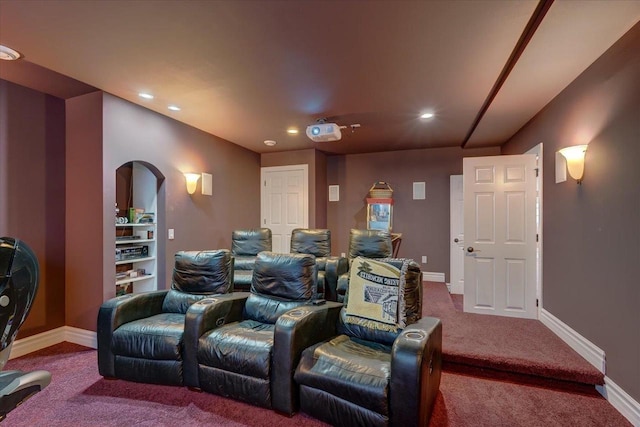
306 123 342 142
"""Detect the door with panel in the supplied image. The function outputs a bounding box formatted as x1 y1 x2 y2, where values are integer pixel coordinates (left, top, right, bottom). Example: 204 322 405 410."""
261 165 308 253
463 155 537 319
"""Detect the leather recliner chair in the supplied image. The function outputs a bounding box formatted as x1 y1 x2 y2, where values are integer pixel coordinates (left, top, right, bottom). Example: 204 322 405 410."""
295 257 442 427
290 229 348 301
231 228 272 292
336 229 393 302
184 251 342 415
0 237 51 421
97 249 233 386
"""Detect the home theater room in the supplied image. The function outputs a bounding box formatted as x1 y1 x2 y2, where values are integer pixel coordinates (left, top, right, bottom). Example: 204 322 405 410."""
0 0 639 426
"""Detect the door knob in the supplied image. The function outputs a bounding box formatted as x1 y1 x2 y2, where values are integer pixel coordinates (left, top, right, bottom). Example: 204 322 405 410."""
454 238 459 243
467 247 474 253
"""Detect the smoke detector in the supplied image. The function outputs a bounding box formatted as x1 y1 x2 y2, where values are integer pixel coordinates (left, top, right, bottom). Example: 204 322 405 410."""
0 45 22 61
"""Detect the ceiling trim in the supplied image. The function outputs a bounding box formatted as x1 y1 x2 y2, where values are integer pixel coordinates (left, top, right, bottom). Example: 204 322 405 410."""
461 0 555 148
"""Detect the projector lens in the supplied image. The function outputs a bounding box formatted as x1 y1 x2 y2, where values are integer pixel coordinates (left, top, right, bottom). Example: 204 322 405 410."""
311 126 321 136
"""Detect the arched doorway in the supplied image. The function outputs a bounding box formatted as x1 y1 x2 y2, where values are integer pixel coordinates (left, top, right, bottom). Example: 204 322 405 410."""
114 161 165 295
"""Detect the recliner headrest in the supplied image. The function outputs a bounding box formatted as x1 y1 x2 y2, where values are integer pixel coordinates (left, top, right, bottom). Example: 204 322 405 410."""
172 250 233 294
290 229 331 257
231 228 272 256
251 251 316 301
348 229 392 259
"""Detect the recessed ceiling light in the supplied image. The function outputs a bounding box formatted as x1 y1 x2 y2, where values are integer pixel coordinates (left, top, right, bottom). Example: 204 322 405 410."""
264 140 277 146
0 45 22 61
420 112 435 119
168 105 181 111
139 93 154 100
287 128 299 135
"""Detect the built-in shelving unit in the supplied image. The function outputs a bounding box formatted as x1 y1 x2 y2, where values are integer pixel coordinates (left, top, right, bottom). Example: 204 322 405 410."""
115 222 157 295
115 161 160 296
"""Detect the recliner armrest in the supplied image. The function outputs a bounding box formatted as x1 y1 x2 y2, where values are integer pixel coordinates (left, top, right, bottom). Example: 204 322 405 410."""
272 301 343 415
183 292 250 387
336 272 350 303
390 317 442 427
97 290 168 378
323 257 349 302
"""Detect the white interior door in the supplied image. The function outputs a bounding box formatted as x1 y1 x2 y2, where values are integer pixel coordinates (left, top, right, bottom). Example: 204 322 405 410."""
450 175 464 294
261 165 308 253
463 154 537 319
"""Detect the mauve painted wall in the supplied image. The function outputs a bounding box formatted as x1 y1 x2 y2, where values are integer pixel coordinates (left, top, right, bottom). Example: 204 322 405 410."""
501 22 640 401
64 92 261 331
326 146 499 275
65 91 105 330
102 93 261 298
0 80 66 338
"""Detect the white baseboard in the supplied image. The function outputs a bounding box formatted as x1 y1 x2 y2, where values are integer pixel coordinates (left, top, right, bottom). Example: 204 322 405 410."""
9 327 97 360
539 308 605 373
64 326 98 349
450 282 463 295
597 377 640 427
422 271 445 282
9 327 66 360
540 309 640 426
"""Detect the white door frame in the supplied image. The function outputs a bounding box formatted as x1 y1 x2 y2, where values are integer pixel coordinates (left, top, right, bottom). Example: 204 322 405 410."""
449 175 464 294
526 143 543 314
455 148 543 311
260 164 309 253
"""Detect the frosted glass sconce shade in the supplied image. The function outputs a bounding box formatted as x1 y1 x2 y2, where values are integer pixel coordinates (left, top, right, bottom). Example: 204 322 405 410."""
184 173 201 194
558 145 588 184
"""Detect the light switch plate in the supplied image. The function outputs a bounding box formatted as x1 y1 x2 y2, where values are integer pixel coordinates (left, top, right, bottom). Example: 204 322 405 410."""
168 229 175 240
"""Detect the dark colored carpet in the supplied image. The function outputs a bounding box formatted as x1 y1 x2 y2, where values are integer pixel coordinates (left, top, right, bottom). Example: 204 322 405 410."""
2 283 627 426
423 282 604 386
450 293 464 312
431 369 629 427
4 342 325 427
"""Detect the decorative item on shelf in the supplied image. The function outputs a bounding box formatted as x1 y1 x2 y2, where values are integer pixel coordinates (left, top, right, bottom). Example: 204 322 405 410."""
135 229 154 239
116 283 133 296
115 245 149 261
128 207 145 223
116 216 129 224
137 212 155 224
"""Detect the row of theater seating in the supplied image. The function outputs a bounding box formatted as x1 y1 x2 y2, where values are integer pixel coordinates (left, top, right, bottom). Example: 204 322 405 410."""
232 228 395 302
97 229 442 426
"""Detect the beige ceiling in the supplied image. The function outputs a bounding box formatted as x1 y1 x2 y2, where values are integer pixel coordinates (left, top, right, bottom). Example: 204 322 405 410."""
1 0 639 155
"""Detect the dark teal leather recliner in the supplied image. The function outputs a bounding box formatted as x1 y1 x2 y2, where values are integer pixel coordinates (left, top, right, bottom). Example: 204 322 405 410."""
184 251 342 415
97 250 233 386
290 228 348 301
231 228 272 292
336 229 394 302
295 257 442 427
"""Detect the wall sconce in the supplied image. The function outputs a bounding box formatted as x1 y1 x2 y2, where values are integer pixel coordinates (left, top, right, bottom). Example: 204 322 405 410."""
558 145 588 184
184 173 201 194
